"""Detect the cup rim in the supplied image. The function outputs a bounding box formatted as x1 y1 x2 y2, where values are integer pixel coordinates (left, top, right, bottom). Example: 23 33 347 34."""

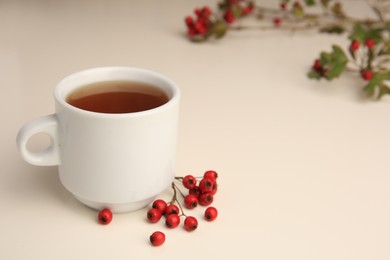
54 66 180 118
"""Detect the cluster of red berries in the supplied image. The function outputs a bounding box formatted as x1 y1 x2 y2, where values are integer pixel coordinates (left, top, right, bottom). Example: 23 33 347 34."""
96 170 220 247
221 0 254 24
147 170 219 246
349 38 376 81
185 7 212 37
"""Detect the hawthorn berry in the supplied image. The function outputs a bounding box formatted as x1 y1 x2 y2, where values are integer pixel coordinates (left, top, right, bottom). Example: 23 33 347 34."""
201 6 211 17
203 170 218 181
274 17 282 26
199 192 214 206
365 38 375 49
209 182 218 196
313 59 322 71
205 207 218 221
361 69 373 81
242 2 254 15
184 194 199 209
349 40 360 51
147 208 162 223
165 204 180 215
189 186 201 197
166 214 181 228
185 16 194 26
280 2 287 10
199 178 215 193
224 9 235 24
152 199 167 214
150 231 165 246
184 216 198 231
98 208 113 225
182 175 197 189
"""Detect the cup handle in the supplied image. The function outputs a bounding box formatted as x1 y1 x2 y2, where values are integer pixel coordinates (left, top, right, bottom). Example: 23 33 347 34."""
16 114 60 166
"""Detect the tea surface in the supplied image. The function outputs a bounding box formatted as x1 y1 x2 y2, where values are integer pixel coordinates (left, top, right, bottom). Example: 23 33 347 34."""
66 81 169 113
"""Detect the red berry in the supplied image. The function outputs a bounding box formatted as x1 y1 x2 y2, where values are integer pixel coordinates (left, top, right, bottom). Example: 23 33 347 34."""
182 175 197 189
313 59 322 71
98 208 113 225
203 170 218 181
194 8 202 17
165 204 180 215
274 17 282 26
152 199 167 214
204 207 218 221
184 216 198 231
185 16 194 26
223 10 235 24
187 26 197 36
184 194 199 209
349 40 360 51
209 182 218 196
150 231 165 246
280 3 287 10
165 214 181 228
189 186 201 197
195 20 207 35
198 192 214 206
202 6 211 17
365 38 375 49
199 178 215 193
147 208 162 223
361 69 373 81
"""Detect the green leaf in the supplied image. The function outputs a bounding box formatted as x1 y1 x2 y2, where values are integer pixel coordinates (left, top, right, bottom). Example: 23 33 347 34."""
349 24 367 42
308 70 322 79
213 21 228 39
363 71 390 98
366 28 383 44
293 3 304 17
319 45 348 80
349 24 383 44
378 83 390 99
231 4 242 18
325 62 346 79
304 0 316 6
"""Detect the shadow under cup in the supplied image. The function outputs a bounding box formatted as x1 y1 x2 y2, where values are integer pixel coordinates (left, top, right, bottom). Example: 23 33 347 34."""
18 67 180 213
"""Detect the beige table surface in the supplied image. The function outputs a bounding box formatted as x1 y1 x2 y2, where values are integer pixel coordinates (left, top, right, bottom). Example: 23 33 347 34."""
1 0 389 259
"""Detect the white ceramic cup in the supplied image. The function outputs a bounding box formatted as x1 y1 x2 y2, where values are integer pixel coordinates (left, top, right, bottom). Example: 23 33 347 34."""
16 67 180 213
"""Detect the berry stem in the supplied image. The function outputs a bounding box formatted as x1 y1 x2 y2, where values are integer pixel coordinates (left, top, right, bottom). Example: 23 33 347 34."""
170 182 187 217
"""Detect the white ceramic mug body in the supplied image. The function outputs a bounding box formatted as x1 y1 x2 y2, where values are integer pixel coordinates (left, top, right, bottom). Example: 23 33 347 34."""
17 67 180 213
